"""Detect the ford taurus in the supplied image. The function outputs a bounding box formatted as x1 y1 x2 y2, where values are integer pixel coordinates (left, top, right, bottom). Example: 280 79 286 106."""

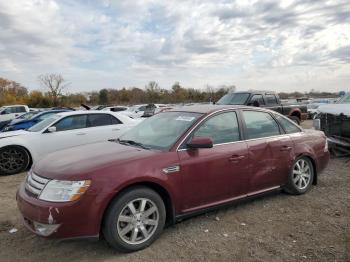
16 105 329 252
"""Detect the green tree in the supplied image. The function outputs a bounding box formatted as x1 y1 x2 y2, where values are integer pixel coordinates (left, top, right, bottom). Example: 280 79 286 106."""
98 89 109 104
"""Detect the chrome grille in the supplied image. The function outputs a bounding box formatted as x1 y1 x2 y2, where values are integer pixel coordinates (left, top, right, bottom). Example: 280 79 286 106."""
25 172 50 197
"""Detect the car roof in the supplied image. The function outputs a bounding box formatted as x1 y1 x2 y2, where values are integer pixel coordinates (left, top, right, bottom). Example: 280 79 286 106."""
56 110 116 116
167 104 246 114
2 104 27 107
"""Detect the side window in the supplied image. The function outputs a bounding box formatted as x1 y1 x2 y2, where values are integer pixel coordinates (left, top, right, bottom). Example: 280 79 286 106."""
266 94 278 105
88 114 115 127
16 106 26 113
3 108 12 114
138 106 146 111
111 116 122 124
274 114 301 134
193 111 240 144
54 115 87 131
250 95 265 105
243 111 280 139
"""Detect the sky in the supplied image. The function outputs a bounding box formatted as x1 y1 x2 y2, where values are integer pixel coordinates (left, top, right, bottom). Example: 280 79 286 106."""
0 0 350 93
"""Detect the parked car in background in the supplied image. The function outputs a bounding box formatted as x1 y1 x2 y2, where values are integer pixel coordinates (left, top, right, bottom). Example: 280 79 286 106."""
1 109 71 132
313 93 350 156
0 105 30 122
217 91 308 124
0 111 140 175
0 111 38 130
16 105 329 252
102 106 129 112
123 104 167 118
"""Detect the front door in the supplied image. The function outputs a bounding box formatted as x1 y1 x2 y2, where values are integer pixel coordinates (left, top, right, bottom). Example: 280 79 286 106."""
178 111 250 213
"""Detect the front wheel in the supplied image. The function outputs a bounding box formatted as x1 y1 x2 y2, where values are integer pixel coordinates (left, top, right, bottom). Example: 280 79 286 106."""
102 187 166 252
0 146 30 175
283 157 314 195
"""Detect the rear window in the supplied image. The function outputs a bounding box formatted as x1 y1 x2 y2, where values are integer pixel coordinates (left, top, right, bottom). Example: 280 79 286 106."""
274 114 301 134
217 93 250 105
266 94 278 105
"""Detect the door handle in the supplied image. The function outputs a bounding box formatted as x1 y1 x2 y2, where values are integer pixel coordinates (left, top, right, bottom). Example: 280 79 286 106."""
229 155 245 162
112 128 120 131
76 132 86 135
280 145 292 151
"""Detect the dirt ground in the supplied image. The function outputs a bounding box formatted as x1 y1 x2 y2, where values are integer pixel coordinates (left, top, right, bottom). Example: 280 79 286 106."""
0 121 349 262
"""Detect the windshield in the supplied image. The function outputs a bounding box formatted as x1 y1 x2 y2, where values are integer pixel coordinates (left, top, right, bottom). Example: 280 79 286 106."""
28 115 61 132
119 111 202 150
337 94 350 104
17 111 38 120
216 93 250 105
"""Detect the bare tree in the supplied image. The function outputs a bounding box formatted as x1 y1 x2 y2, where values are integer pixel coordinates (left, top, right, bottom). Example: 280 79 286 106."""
38 73 70 106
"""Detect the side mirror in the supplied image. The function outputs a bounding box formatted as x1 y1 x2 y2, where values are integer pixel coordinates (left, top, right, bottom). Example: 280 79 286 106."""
187 137 213 149
47 126 57 133
0 111 7 115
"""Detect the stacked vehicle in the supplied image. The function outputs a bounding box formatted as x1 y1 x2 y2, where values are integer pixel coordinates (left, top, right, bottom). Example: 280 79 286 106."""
313 93 350 156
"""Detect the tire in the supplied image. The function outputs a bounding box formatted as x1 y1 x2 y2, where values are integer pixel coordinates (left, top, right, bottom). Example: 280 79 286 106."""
0 146 30 176
102 187 166 252
290 116 301 125
283 157 314 195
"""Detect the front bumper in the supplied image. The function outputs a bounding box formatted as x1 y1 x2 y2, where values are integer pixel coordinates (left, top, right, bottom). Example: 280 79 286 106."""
16 182 102 239
317 151 330 174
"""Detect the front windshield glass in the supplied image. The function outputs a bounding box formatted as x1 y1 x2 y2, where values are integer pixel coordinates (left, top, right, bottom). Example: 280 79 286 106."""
216 93 250 105
119 111 202 150
28 115 61 132
19 112 38 120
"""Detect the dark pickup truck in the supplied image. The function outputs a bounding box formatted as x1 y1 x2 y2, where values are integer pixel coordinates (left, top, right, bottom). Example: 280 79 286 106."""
217 91 308 124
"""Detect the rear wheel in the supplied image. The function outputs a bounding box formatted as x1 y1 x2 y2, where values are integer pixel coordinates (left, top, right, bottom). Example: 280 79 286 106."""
102 187 166 252
0 146 30 176
284 157 314 195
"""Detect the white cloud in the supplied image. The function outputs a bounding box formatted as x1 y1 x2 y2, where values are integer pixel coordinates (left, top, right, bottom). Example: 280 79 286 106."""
0 0 349 92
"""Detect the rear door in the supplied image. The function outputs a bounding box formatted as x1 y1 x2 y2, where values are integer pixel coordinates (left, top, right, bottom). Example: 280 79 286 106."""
86 113 125 141
178 111 250 212
241 110 294 193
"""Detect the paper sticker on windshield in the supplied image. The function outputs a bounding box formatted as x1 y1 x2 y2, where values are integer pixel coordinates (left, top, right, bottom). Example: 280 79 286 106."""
175 116 195 122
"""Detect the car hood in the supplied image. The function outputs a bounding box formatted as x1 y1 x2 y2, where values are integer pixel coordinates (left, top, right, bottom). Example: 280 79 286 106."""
317 104 350 117
34 141 159 179
0 129 29 138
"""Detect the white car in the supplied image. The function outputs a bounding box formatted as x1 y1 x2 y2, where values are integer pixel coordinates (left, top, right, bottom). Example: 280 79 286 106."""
0 111 139 175
0 105 30 121
102 106 129 112
123 104 167 118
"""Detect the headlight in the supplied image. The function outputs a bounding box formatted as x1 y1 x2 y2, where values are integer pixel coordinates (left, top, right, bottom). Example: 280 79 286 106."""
39 180 91 202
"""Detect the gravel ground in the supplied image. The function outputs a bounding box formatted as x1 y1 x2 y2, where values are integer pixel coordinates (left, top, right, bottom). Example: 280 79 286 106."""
0 121 349 262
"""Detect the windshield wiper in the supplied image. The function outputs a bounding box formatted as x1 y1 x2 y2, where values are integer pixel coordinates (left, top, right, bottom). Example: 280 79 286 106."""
117 139 150 150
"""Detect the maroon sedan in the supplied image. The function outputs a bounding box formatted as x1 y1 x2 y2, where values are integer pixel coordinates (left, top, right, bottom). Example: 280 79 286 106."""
17 105 329 252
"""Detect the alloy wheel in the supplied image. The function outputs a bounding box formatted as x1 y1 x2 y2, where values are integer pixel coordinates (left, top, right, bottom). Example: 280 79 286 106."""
292 159 311 190
0 148 26 174
117 198 159 245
